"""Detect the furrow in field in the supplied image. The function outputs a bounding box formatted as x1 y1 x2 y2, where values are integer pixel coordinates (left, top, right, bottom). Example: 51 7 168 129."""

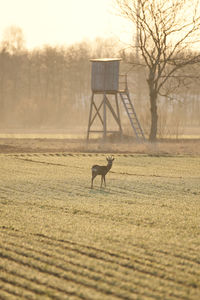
1 178 96 201
0 281 24 300
146 245 200 270
0 181 70 202
0 274 59 300
48 184 96 198
2 229 190 300
0 187 12 197
4 230 193 299
3 229 200 282
0 186 33 196
117 242 200 278
154 248 200 266
115 246 200 281
0 184 46 201
3 239 178 300
14 156 85 171
32 233 200 291
0 245 140 300
108 183 154 198
168 242 200 255
0 230 195 299
37 233 200 271
0 254 114 300
0 265 88 300
15 157 67 167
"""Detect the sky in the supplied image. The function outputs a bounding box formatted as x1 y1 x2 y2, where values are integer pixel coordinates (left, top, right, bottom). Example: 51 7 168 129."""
0 0 132 49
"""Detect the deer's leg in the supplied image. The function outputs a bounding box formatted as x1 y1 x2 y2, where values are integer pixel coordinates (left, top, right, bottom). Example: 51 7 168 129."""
100 175 103 188
104 175 106 187
91 173 97 189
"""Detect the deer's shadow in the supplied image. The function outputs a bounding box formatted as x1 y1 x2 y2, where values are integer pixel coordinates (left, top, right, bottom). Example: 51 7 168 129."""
89 186 115 195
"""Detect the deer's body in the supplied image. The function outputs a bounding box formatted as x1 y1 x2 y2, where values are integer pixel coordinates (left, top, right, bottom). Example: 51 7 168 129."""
91 156 114 188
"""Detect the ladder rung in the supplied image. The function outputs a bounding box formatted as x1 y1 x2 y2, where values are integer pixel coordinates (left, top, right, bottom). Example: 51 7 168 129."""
130 121 140 126
130 123 138 127
131 120 138 124
130 124 139 129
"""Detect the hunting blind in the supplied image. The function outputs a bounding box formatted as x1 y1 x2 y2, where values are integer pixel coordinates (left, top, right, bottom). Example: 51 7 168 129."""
87 58 145 141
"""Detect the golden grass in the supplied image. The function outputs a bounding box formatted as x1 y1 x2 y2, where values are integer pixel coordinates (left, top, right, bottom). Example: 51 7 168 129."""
0 153 200 299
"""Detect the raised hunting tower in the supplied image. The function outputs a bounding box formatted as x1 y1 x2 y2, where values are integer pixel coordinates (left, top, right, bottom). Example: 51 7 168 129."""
87 58 145 141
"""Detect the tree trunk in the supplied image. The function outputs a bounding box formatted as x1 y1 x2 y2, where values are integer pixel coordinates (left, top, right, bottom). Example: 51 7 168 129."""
149 88 158 142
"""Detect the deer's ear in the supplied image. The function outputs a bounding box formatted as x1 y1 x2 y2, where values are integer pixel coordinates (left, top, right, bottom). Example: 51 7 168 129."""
112 158 115 161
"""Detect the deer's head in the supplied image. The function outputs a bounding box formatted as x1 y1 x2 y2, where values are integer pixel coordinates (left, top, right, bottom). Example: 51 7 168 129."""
106 156 114 163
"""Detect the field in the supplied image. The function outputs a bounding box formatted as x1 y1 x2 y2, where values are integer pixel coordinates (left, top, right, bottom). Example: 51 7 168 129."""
0 147 200 299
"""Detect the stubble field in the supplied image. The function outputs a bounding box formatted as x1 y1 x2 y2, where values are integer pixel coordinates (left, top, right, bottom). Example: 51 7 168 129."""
0 151 200 299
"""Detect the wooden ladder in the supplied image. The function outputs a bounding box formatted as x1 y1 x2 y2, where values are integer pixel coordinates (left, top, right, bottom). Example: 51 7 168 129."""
119 91 145 141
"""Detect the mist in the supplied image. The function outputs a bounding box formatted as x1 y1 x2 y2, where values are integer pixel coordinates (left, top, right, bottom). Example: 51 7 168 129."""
0 27 199 140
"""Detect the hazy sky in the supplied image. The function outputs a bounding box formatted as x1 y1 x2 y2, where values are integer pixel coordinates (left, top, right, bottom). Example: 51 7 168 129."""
0 0 131 49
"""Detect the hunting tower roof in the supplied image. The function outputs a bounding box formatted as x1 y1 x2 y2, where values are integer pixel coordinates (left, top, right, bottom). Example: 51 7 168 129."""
90 58 122 62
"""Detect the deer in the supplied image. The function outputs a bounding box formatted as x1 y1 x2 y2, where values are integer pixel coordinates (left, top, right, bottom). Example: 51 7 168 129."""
91 156 114 189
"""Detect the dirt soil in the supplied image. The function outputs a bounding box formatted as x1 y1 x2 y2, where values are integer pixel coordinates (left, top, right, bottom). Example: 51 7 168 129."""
0 138 200 155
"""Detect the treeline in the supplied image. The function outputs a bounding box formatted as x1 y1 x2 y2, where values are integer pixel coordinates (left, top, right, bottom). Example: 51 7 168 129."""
0 42 94 129
0 27 119 130
0 26 199 136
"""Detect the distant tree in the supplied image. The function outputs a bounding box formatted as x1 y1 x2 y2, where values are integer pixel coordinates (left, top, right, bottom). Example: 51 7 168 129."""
0 26 27 122
116 0 200 141
2 26 26 54
92 37 120 58
0 48 9 123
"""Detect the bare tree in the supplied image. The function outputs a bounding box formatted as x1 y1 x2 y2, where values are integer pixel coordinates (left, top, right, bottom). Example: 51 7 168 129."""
116 0 200 141
2 26 26 54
